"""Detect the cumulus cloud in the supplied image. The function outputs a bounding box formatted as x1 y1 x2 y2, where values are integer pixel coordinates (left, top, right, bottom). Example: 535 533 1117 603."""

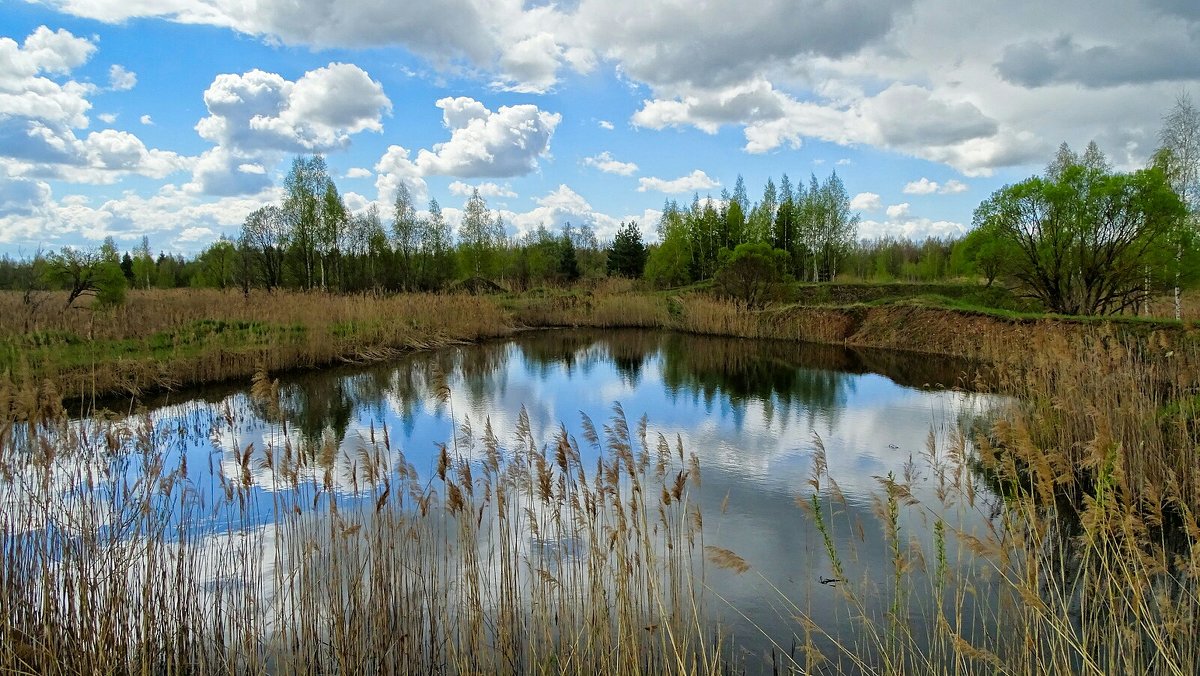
0 179 275 249
413 97 560 178
885 202 910 219
108 64 136 90
635 80 1018 173
195 64 390 155
0 26 187 185
494 32 563 93
448 181 516 198
140 114 153 125
582 151 638 176
345 167 372 179
858 217 967 241
637 170 719 194
497 184 660 241
97 112 117 124
188 62 390 195
903 178 939 195
850 192 882 211
0 173 52 217
374 145 428 206
598 120 614 130
633 78 788 134
903 177 970 195
37 0 1200 180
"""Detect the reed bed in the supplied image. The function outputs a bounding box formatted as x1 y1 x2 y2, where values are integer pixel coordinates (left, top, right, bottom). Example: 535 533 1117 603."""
0 374 719 674
766 327 1200 674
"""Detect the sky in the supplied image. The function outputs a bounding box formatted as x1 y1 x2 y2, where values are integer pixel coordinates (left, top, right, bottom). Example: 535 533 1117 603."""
1 0 1198 256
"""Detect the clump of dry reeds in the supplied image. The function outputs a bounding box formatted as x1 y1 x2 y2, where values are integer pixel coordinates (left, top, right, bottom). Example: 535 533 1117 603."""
773 327 1200 674
0 373 719 674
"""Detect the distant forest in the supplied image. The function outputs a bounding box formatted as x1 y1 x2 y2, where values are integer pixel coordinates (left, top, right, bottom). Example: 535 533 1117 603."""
0 156 984 295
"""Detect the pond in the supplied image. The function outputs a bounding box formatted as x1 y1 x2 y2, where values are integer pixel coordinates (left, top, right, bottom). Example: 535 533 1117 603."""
6 329 1008 673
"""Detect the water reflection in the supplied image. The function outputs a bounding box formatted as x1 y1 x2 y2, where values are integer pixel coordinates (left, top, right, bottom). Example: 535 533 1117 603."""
51 330 1002 672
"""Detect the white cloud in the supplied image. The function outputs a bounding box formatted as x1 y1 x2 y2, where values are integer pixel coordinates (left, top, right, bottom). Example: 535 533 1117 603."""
374 145 428 206
903 177 970 195
195 64 390 155
448 181 517 198
850 192 881 211
598 119 614 130
582 151 638 176
494 32 563 93
637 170 720 194
939 179 968 194
345 167 372 179
37 0 1200 178
0 180 276 250
97 112 117 124
189 63 391 195
0 27 187 185
108 64 136 91
885 202 910 219
858 217 967 242
903 178 939 195
497 184 660 242
139 114 153 125
414 97 561 178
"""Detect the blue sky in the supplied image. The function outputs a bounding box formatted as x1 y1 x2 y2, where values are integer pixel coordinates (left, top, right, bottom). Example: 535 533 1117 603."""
2 0 1198 255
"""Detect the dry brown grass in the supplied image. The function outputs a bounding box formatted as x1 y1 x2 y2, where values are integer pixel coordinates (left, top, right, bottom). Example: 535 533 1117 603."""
0 289 515 402
0 379 719 674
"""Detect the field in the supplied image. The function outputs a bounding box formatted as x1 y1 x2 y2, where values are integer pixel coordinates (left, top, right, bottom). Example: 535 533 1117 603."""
2 283 1200 673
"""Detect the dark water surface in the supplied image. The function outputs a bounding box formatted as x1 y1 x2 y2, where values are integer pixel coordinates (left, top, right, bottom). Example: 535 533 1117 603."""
91 330 1008 671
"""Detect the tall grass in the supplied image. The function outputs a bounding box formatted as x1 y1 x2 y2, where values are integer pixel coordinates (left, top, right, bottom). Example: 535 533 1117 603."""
0 289 513 402
766 329 1200 674
0 374 719 674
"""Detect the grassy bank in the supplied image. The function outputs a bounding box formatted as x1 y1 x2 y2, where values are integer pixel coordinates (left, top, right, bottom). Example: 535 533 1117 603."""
5 284 1200 404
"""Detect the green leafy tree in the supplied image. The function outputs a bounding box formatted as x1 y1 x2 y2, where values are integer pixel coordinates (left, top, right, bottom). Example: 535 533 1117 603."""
973 160 1186 315
193 238 237 289
607 221 647 278
391 184 421 290
457 189 504 280
419 198 455 290
45 246 127 309
713 242 790 308
282 155 328 289
240 205 287 290
645 204 693 288
1157 93 1200 318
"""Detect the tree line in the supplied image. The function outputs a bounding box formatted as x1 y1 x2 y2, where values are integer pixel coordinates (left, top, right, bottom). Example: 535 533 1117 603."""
3 94 1199 317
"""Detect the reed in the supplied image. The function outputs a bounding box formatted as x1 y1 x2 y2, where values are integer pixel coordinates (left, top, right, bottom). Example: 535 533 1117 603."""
0 374 719 674
0 289 514 403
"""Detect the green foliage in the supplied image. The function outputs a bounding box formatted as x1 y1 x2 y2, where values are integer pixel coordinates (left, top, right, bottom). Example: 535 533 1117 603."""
713 242 791 308
644 232 693 289
43 246 128 309
458 188 505 280
607 221 647 278
974 156 1188 315
557 233 580 282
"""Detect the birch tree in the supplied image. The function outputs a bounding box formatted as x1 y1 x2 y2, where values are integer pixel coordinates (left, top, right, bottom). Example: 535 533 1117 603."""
1158 93 1200 319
